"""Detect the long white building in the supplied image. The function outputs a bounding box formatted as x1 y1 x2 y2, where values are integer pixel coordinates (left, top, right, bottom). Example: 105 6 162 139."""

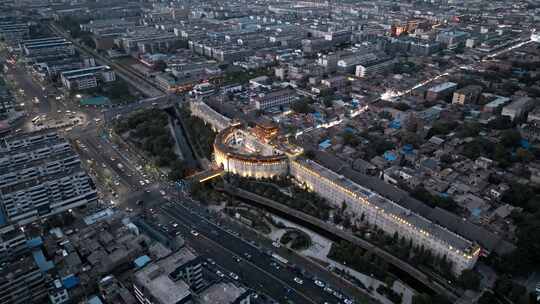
290 158 480 274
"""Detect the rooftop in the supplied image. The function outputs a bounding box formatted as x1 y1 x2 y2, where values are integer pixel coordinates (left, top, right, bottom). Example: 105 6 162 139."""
311 152 515 255
134 249 195 304
428 82 457 93
199 282 248 304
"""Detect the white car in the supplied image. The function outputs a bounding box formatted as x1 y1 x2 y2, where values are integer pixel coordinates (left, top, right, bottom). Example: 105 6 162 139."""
272 241 281 248
216 270 224 278
293 277 303 284
139 180 145 186
190 230 199 236
229 272 239 280
314 280 325 288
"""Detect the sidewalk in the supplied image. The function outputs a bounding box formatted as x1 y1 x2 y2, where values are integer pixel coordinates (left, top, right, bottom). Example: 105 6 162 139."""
269 215 415 304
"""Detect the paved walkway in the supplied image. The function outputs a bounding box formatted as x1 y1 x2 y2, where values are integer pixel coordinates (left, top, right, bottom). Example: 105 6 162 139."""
268 215 415 304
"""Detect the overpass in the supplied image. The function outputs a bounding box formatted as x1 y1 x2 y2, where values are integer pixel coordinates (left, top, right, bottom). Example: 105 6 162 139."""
48 23 165 98
102 95 182 123
223 184 460 301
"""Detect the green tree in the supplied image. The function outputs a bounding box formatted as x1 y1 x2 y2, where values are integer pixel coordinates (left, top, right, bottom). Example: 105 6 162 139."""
412 293 432 304
458 269 481 290
292 99 314 114
477 291 497 304
154 60 168 72
501 129 521 147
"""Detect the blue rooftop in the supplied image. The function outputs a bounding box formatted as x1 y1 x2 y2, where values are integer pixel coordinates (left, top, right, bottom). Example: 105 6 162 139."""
32 249 54 272
27 237 43 249
389 120 401 129
134 255 151 268
471 208 482 218
88 296 103 304
62 274 80 289
383 151 397 161
0 208 6 226
319 139 332 150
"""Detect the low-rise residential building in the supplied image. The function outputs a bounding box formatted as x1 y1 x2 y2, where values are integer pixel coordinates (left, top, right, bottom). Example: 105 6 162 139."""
21 37 75 61
452 85 483 105
355 58 396 78
252 89 298 110
60 66 116 90
133 248 200 304
0 22 29 44
426 82 458 102
501 96 535 121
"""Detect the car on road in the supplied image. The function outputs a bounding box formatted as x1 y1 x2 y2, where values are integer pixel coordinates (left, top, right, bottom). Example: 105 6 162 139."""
190 230 199 236
243 253 252 259
314 280 325 288
206 258 215 265
139 180 145 186
324 287 334 294
293 277 303 284
272 241 281 248
344 299 354 304
332 291 343 300
216 270 224 278
229 272 239 280
234 256 242 263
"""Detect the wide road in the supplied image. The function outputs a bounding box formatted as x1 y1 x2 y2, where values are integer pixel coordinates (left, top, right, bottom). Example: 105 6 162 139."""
48 23 165 98
159 200 361 304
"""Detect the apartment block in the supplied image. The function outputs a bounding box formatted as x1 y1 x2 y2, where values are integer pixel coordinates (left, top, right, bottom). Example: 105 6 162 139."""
60 65 116 90
21 37 75 61
251 89 298 110
0 132 98 226
355 58 396 78
0 22 29 44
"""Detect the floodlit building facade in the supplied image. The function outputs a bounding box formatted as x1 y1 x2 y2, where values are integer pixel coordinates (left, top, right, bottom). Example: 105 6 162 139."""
214 126 289 178
290 158 480 274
